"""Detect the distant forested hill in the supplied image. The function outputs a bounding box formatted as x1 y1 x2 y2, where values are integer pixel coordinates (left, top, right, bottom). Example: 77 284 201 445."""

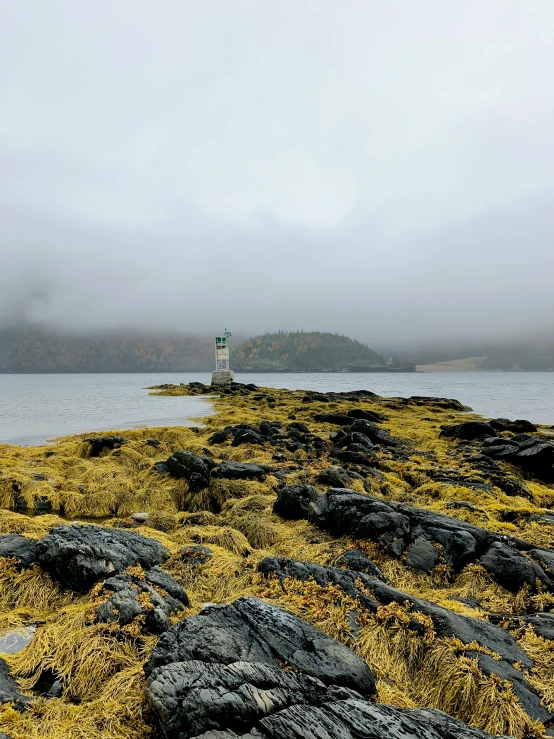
232 331 386 371
0 328 213 373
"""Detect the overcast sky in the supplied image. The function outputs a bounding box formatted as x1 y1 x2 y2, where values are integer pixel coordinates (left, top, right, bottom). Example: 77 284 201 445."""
1 0 554 344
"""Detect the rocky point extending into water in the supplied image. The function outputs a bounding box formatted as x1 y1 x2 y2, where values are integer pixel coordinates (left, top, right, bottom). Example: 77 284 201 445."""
0 380 554 739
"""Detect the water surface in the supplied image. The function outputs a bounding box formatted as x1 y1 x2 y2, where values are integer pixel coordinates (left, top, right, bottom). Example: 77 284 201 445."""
0 371 553 446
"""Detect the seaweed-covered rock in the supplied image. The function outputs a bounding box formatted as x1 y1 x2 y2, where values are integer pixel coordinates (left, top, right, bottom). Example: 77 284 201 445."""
302 488 554 592
165 451 216 491
479 542 551 593
313 413 352 426
179 545 213 565
96 570 188 634
317 467 350 488
272 485 320 520
0 657 28 710
213 462 270 480
489 418 538 433
35 524 170 592
0 534 39 568
334 549 385 580
145 597 375 696
346 408 385 423
257 557 531 667
84 435 128 456
440 422 497 440
348 419 401 447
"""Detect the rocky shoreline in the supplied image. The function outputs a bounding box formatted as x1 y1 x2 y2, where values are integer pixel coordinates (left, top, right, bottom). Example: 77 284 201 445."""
0 380 554 738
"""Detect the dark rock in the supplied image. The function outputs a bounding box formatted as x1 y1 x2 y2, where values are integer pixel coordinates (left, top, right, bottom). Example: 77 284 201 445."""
84 435 128 456
209 430 232 445
146 438 161 448
144 566 190 605
179 545 213 565
338 432 375 451
35 524 170 592
96 570 187 634
213 462 270 480
231 429 267 447
317 466 350 488
154 461 169 473
489 418 538 433
288 422 310 433
46 680 63 698
165 451 213 491
0 534 39 568
313 413 351 426
479 542 551 593
346 408 385 423
464 651 552 724
331 449 379 468
0 657 28 710
348 419 402 447
334 549 386 580
145 596 375 696
440 422 497 440
273 485 320 520
406 537 441 573
257 556 530 668
147 659 362 739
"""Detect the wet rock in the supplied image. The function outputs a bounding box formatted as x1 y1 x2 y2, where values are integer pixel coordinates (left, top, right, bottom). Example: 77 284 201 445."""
348 419 402 447
179 545 213 565
153 462 169 473
0 657 28 710
337 432 375 451
464 651 552 724
213 461 270 480
479 542 551 593
440 422 497 441
0 534 39 568
257 556 531 667
145 597 375 696
46 680 63 698
231 429 267 447
406 537 441 573
317 466 350 488
313 413 352 426
331 449 379 468
84 435 128 457
288 421 310 434
489 418 538 433
96 570 187 634
147 660 361 739
334 549 386 580
165 451 215 491
35 524 170 592
146 438 161 448
273 485 321 520
346 408 385 423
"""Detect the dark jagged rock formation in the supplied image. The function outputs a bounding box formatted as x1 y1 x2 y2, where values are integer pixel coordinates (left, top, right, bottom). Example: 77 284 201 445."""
165 451 217 492
441 421 497 441
0 658 28 711
272 485 320 520
480 434 554 483
146 597 375 695
208 421 328 458
273 487 554 593
96 569 188 634
84 435 128 457
257 556 551 725
0 533 39 567
33 525 170 591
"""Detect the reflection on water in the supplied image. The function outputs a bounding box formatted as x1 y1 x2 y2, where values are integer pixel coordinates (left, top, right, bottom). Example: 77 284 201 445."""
0 625 36 654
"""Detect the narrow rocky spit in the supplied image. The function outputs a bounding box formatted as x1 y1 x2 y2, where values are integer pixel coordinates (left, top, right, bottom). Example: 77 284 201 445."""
0 381 554 738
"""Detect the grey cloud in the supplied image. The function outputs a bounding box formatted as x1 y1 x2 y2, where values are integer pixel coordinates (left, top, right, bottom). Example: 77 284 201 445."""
1 0 553 346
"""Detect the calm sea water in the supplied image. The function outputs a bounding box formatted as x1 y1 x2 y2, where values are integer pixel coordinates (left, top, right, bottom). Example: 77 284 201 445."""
0 372 553 446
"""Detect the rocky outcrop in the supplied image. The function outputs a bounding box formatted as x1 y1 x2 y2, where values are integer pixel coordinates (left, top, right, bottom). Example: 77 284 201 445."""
213 462 271 481
145 597 375 695
34 524 170 592
275 487 554 594
272 485 320 520
480 435 554 483
84 435 128 457
165 451 217 491
96 568 188 634
209 421 328 458
441 422 497 441
0 657 28 710
0 534 39 567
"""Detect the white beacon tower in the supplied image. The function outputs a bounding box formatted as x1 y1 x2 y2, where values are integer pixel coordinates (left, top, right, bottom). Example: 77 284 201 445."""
211 329 234 387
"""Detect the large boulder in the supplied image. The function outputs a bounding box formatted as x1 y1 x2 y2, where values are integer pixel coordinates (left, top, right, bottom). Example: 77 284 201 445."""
272 485 320 520
213 462 270 480
348 419 401 447
35 524 170 592
165 451 216 491
440 422 497 441
481 436 554 483
479 542 551 593
145 597 375 697
0 534 39 568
